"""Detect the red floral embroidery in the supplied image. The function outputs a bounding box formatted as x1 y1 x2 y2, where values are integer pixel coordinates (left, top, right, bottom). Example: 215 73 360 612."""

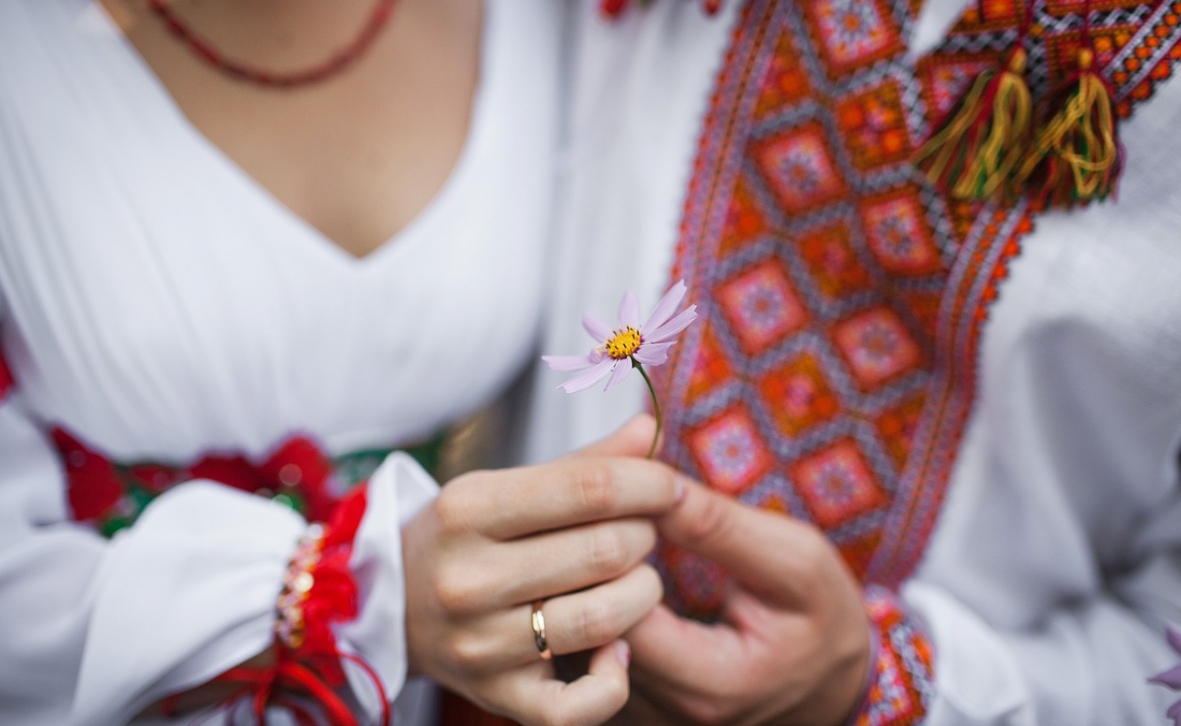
55 429 343 536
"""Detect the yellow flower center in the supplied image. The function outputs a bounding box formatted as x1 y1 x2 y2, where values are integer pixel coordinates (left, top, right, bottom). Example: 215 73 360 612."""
603 327 642 360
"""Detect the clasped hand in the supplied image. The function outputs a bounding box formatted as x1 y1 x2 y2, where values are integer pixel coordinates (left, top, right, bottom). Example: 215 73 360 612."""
403 417 871 726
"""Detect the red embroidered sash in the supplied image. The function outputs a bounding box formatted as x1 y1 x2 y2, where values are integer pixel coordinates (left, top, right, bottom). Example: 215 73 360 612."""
655 0 1181 616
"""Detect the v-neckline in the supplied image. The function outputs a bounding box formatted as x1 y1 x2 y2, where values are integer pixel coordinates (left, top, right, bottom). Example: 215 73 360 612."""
90 0 494 270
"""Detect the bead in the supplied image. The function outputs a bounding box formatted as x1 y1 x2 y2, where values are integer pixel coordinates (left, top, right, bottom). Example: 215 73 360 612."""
293 571 314 594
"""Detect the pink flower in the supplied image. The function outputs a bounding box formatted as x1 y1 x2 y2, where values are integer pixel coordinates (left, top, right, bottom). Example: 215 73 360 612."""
543 280 697 393
1151 626 1181 725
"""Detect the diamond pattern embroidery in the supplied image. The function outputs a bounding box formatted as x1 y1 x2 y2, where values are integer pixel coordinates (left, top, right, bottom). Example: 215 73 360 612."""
759 353 840 437
860 189 941 275
793 440 887 528
805 0 905 75
836 80 913 170
658 0 1181 621
755 124 847 213
717 258 810 354
688 407 773 495
834 309 923 389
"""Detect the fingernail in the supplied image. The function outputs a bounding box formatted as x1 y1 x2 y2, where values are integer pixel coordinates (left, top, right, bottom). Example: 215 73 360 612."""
674 479 686 503
615 640 631 668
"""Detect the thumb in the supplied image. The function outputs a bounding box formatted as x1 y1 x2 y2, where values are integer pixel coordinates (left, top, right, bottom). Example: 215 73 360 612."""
658 482 822 608
572 415 659 459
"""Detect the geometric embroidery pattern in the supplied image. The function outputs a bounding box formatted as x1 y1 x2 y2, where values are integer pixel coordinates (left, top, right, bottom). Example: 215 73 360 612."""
655 0 1181 616
852 585 936 726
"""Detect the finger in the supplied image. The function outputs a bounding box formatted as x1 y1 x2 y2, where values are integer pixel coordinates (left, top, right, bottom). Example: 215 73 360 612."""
542 565 662 656
570 415 658 459
472 565 662 671
657 481 830 606
489 519 656 606
625 603 748 694
472 457 685 541
510 640 632 726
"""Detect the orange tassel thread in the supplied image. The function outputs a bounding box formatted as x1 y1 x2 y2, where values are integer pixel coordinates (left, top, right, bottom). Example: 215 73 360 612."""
1020 48 1122 208
913 48 1033 203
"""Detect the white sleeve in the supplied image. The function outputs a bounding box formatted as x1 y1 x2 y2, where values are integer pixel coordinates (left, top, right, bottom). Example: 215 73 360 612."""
895 105 1181 724
0 389 438 725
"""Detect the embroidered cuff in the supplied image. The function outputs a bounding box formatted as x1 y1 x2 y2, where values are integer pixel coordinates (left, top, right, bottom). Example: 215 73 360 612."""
848 585 935 726
214 486 390 725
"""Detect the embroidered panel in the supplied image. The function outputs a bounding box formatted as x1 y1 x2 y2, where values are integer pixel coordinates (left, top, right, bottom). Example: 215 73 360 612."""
656 0 1181 615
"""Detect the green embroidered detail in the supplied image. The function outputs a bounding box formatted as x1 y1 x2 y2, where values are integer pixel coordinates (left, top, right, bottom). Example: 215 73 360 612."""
90 431 449 538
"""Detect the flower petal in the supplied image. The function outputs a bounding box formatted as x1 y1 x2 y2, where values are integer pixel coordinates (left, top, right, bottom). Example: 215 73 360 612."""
542 354 595 372
619 290 641 328
558 359 616 393
583 314 614 343
646 305 698 343
1152 665 1181 690
1168 626 1181 655
644 280 688 331
603 359 633 390
1168 699 1181 725
633 341 675 367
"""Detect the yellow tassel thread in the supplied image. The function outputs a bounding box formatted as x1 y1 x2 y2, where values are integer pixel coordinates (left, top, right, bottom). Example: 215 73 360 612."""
1019 49 1120 206
913 48 1033 202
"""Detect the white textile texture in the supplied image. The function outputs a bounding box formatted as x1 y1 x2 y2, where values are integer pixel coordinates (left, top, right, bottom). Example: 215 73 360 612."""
524 1 1181 724
0 0 560 722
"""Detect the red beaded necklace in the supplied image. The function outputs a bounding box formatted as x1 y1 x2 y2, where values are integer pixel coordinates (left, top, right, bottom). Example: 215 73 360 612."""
146 0 398 88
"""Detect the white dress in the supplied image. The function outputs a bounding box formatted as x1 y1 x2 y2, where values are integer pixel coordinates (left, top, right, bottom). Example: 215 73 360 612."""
526 1 1181 724
0 0 559 723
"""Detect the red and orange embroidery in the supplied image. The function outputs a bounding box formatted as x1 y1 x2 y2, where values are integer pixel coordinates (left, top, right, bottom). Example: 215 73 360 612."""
654 0 1180 718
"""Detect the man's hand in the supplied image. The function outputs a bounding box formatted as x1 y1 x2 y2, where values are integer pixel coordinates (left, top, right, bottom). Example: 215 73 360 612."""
613 481 871 726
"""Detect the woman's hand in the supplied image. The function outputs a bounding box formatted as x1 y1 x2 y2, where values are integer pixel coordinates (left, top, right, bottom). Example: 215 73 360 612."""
402 416 686 726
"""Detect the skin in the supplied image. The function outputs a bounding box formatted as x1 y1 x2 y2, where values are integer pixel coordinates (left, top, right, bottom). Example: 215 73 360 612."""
403 417 691 726
607 482 872 726
99 0 481 258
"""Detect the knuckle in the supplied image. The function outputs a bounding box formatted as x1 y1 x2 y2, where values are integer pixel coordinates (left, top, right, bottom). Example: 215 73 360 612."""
443 632 488 675
434 488 475 536
432 566 479 616
586 526 630 577
573 599 619 646
681 492 733 546
572 462 618 517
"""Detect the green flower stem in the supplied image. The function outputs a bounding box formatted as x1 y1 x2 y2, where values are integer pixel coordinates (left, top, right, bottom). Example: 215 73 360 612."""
632 358 662 460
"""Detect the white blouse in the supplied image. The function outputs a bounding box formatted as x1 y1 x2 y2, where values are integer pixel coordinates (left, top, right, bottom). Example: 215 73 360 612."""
526 1 1181 724
0 0 560 723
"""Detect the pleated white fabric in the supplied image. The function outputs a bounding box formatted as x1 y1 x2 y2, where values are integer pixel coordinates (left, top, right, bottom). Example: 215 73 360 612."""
526 1 1181 724
0 0 560 723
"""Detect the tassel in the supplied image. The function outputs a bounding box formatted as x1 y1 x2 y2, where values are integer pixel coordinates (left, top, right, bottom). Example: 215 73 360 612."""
1020 48 1122 208
913 48 1034 203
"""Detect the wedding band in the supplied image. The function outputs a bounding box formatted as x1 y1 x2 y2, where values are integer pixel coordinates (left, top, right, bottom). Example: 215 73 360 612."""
530 600 553 660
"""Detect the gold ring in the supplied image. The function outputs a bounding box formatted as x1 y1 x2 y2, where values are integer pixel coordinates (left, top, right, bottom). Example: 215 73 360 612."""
530 600 553 660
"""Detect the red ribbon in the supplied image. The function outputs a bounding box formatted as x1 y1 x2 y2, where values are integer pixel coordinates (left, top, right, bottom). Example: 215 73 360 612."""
211 486 391 726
